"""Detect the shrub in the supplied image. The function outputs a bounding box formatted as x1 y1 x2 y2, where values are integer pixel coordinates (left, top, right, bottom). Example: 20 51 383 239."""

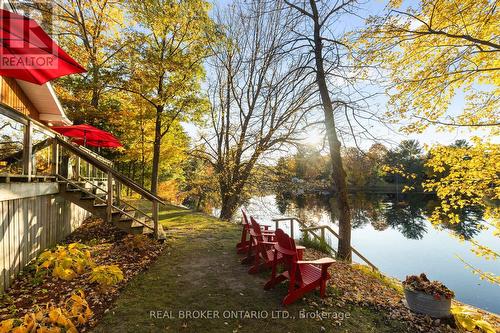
89 265 124 288
403 273 454 300
36 243 93 281
0 291 92 333
299 232 333 255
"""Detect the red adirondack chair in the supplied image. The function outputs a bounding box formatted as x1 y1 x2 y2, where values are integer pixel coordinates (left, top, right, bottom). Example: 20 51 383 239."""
264 228 335 305
246 217 304 274
245 217 280 273
236 210 273 254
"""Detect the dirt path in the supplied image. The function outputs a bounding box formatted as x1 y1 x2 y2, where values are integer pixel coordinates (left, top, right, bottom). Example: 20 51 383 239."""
91 208 412 333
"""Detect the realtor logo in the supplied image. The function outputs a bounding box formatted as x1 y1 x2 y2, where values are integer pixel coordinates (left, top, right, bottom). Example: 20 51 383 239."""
0 1 58 70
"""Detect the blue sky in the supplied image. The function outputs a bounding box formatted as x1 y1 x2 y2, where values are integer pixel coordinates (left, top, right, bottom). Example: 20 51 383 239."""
187 0 493 152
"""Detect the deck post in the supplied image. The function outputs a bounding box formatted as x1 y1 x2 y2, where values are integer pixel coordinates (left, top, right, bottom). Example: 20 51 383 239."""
115 181 121 205
106 171 113 223
75 157 80 179
51 139 59 175
86 160 90 179
152 201 159 239
321 227 325 242
290 218 294 239
23 119 33 181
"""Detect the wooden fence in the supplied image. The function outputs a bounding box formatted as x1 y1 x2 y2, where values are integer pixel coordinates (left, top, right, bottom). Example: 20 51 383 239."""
0 194 90 291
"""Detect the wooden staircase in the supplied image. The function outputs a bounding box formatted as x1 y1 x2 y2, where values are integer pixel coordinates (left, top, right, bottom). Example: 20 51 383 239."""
53 137 166 239
0 103 166 239
58 179 164 238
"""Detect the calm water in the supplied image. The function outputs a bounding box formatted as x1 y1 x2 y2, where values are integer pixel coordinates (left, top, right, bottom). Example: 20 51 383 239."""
236 193 500 314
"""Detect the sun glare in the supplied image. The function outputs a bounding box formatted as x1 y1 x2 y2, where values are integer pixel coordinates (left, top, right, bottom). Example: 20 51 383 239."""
303 131 324 147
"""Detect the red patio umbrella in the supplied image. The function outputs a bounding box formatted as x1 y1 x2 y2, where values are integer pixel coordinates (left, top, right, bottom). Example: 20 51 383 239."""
51 124 122 148
0 9 86 85
73 138 122 148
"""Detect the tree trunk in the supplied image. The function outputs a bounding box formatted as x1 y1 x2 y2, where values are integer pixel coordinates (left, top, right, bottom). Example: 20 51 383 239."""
141 125 146 187
127 162 132 196
309 0 352 261
150 106 163 195
131 162 137 185
90 62 100 109
219 195 240 221
196 192 203 211
219 183 242 221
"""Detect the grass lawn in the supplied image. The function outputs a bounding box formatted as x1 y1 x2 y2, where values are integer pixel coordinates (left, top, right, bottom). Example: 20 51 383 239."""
91 205 413 333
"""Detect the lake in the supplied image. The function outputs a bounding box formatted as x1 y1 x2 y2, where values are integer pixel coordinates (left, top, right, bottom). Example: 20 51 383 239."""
233 193 500 314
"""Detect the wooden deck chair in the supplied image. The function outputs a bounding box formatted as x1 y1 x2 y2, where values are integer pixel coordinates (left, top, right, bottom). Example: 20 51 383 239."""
237 210 273 254
246 217 290 274
264 228 335 305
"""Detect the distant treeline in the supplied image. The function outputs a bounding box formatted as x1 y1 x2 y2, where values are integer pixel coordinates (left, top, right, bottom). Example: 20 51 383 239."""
271 139 471 193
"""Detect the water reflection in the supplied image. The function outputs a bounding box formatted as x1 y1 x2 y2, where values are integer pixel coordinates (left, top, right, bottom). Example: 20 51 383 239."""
252 192 498 313
274 192 484 240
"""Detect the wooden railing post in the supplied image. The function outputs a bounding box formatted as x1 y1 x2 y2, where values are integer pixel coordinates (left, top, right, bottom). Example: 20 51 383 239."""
23 119 33 181
321 226 325 242
115 181 121 206
75 157 80 179
152 201 159 239
51 139 58 175
290 218 294 239
106 171 113 223
86 160 90 179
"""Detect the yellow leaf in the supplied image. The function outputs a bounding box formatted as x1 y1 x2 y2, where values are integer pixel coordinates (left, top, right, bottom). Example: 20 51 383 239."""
475 320 496 333
0 319 15 333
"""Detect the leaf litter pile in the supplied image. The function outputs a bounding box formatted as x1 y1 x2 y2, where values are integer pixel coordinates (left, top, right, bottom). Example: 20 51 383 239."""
302 249 500 333
0 217 165 331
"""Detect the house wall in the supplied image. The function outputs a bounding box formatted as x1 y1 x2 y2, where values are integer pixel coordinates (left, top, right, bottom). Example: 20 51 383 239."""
0 183 91 291
0 77 40 120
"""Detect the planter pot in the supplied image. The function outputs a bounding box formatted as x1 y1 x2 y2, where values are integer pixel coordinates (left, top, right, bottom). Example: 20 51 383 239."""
404 289 451 318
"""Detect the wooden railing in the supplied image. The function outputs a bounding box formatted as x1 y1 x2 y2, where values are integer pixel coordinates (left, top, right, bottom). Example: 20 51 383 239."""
272 217 378 271
55 137 164 238
0 104 165 238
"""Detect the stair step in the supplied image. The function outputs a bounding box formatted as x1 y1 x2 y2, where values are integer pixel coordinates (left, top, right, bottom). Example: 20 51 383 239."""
116 206 136 213
58 178 165 239
67 183 86 189
81 194 107 200
117 217 148 228
80 196 100 200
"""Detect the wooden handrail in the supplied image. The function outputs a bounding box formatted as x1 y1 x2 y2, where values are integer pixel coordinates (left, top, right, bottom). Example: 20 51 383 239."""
74 176 154 222
58 174 154 232
57 174 107 205
56 137 165 205
76 144 113 167
1 105 164 238
300 226 327 232
300 226 337 256
272 217 378 271
322 225 377 271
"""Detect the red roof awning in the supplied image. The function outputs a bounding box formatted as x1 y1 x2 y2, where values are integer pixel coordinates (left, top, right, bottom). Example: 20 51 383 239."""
51 124 122 148
0 9 86 85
